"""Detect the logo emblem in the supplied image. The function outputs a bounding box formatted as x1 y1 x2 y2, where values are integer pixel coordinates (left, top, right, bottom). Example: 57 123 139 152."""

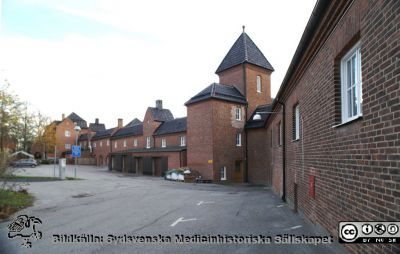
361 224 373 235
7 215 42 248
387 224 399 235
374 224 386 235
341 224 358 242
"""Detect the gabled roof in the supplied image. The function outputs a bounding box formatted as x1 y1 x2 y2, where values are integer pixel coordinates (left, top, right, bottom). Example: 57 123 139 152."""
78 133 89 141
111 124 143 139
185 83 247 106
148 108 174 122
215 32 274 74
154 117 187 136
91 128 115 141
67 112 87 128
246 104 272 129
89 123 106 132
125 118 142 127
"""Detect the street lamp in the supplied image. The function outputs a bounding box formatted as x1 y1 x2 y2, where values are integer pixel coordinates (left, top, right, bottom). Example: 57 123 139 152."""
74 124 81 178
252 111 281 121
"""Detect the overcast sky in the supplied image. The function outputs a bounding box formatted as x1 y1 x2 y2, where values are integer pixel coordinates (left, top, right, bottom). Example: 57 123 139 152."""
0 0 316 128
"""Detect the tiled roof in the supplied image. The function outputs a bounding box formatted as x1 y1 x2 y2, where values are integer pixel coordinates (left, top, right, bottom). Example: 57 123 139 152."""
154 117 187 136
125 118 142 127
67 112 87 128
245 104 272 129
215 32 274 74
111 124 143 139
89 123 105 132
185 83 247 106
78 133 89 141
110 146 186 155
149 108 174 122
91 128 115 140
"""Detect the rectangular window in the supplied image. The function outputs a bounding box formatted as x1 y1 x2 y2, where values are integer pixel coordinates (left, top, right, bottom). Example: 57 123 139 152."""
134 139 138 147
180 136 186 146
107 140 109 146
161 138 166 148
256 75 262 93
236 133 242 146
146 137 151 148
220 167 227 181
114 141 117 148
65 143 71 149
278 121 282 146
235 107 242 121
65 130 70 137
341 42 362 123
123 140 127 147
100 141 102 147
293 104 300 140
93 142 96 148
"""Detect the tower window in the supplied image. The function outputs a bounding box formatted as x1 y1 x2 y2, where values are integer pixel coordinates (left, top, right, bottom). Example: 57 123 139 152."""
235 107 242 120
236 133 242 146
256 75 262 93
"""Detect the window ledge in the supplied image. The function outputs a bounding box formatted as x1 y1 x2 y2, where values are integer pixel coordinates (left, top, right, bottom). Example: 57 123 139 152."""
332 115 362 128
291 138 300 142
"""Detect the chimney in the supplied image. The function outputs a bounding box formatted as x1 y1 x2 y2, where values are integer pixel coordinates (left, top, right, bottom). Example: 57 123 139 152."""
118 118 123 128
156 100 163 110
62 113 65 120
95 118 99 124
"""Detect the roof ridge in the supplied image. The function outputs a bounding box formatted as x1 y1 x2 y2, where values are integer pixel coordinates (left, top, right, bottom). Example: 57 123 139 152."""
243 32 248 61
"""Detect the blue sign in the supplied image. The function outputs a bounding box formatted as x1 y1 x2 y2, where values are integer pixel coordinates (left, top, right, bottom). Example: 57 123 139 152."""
72 146 81 158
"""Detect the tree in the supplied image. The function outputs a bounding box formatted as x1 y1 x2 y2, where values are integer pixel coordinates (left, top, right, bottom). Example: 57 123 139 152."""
0 87 22 152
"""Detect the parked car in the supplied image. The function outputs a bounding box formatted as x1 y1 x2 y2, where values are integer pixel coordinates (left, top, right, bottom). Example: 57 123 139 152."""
12 159 38 168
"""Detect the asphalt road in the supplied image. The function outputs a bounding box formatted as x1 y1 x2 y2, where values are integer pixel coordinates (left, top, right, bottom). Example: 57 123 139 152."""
0 165 348 254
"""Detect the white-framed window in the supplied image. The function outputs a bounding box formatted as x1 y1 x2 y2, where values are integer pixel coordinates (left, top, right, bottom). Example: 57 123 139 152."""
236 133 242 146
65 143 71 149
256 75 262 93
100 141 102 147
341 42 362 123
93 142 96 148
235 107 242 121
278 121 282 146
220 167 227 181
65 130 70 137
293 104 300 140
146 137 151 148
123 139 127 147
180 136 186 146
134 139 138 147
161 138 166 148
114 141 117 148
107 140 109 146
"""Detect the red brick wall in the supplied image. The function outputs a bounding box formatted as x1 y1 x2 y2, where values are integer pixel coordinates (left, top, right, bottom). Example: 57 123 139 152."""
92 137 111 166
54 118 76 155
247 127 271 185
218 65 245 94
143 108 162 148
154 132 185 148
270 1 399 253
187 102 214 180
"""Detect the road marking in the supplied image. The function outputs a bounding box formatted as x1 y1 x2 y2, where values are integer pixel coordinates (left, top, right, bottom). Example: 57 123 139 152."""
277 205 285 208
290 225 303 230
197 201 215 206
170 217 197 227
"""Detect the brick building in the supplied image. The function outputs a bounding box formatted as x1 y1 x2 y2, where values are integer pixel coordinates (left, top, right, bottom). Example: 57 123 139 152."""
246 0 399 253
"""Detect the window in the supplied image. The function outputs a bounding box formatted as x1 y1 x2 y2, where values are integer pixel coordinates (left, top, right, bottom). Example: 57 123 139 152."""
161 138 166 148
65 143 71 149
107 140 109 146
236 133 242 146
123 140 127 147
220 167 227 181
341 42 362 123
114 142 117 148
278 121 282 146
293 104 300 140
235 107 242 121
146 137 151 148
93 142 96 148
180 136 186 146
100 141 102 147
65 130 70 137
256 75 262 93
134 139 138 147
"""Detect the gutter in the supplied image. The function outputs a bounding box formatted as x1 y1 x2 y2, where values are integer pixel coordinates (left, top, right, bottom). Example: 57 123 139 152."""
276 100 286 202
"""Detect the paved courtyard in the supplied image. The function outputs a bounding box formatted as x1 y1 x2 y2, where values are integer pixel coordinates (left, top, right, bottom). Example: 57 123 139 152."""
0 165 348 254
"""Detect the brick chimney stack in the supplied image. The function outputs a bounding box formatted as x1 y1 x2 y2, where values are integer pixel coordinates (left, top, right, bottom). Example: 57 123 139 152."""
62 113 65 120
156 100 163 110
95 118 99 124
118 118 123 128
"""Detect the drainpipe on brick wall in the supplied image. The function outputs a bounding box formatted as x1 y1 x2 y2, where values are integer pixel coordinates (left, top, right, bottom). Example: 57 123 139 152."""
243 63 249 182
277 100 286 202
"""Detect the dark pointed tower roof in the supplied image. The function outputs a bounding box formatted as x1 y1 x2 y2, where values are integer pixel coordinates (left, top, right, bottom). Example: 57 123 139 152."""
215 31 274 74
